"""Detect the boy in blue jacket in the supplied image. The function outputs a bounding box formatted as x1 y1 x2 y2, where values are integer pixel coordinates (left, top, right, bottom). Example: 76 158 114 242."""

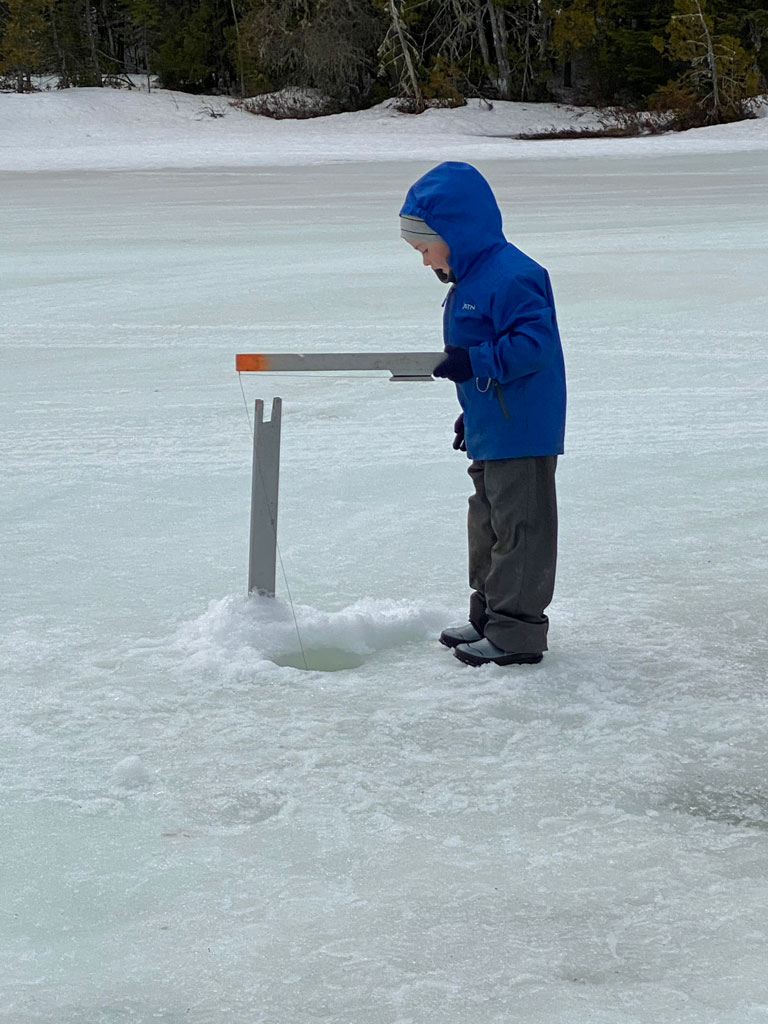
400 161 566 666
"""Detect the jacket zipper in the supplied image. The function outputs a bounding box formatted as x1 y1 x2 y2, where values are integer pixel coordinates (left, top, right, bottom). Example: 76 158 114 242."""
442 285 456 345
493 380 510 419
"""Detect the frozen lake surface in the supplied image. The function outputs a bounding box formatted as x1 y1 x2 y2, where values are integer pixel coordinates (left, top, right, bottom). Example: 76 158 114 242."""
2 148 768 1022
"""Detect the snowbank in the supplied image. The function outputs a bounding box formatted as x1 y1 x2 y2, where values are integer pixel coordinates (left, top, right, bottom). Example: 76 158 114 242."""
172 593 449 678
1 87 767 172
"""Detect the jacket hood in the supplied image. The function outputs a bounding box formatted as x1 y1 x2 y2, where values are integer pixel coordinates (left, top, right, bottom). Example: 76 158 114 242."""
399 162 506 281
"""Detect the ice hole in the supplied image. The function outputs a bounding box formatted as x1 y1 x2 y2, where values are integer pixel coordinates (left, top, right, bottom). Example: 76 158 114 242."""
271 646 366 672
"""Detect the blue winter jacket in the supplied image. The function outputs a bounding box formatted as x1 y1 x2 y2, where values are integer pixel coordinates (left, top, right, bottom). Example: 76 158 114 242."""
401 162 566 460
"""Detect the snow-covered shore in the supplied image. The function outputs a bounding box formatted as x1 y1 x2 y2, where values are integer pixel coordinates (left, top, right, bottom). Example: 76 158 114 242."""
1 86 767 172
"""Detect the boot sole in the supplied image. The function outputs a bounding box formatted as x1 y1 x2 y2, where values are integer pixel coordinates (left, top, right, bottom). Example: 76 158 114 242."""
439 634 461 649
453 648 543 667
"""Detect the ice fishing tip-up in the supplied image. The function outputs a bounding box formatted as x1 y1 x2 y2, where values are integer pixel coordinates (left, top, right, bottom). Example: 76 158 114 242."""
237 351 443 597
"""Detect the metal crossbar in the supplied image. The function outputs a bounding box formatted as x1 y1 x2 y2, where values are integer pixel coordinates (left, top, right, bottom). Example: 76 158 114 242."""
236 351 443 381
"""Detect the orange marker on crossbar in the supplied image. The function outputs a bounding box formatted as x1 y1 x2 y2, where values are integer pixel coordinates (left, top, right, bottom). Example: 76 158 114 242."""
236 354 270 372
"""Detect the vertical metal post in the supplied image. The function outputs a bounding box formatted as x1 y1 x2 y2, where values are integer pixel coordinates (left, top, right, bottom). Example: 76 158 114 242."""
248 397 282 596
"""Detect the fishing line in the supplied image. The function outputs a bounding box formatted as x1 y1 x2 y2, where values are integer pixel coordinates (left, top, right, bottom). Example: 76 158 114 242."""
238 371 253 433
238 373 309 671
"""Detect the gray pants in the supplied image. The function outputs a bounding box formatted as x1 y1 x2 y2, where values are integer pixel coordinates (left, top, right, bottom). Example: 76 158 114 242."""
467 456 558 654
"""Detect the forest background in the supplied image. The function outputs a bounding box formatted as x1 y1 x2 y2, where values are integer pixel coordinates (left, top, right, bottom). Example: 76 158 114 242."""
1 0 767 126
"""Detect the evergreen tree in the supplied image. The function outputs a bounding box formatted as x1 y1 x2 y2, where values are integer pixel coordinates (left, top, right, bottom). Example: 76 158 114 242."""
713 0 768 83
242 0 384 106
1 0 764 119
0 0 49 91
378 0 427 109
127 0 161 88
506 0 548 100
654 0 761 121
45 0 102 85
547 0 675 104
151 0 235 92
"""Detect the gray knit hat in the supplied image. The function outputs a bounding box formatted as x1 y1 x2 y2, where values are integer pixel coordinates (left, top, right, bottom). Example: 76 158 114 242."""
400 213 444 244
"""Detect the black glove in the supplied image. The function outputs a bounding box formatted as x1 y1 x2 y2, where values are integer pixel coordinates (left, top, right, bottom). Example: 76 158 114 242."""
433 345 473 384
453 413 466 451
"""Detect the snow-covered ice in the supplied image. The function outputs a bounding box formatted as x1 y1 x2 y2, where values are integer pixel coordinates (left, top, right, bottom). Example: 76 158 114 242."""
1 91 767 1022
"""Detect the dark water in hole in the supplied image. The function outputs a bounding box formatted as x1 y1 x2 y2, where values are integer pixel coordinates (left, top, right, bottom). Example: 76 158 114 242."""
271 647 366 672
